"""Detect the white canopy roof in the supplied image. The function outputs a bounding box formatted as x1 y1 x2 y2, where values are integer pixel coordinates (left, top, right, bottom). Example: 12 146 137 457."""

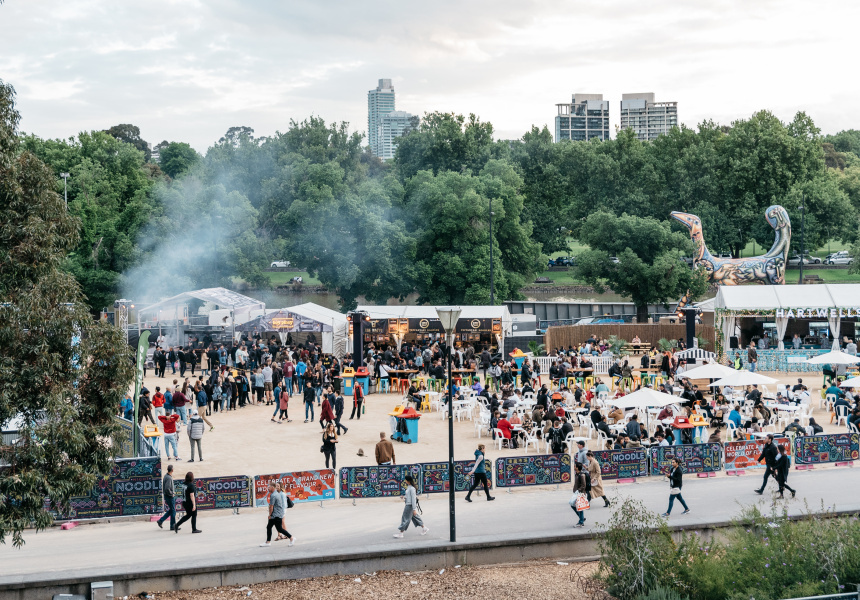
139 287 265 316
715 284 860 312
287 302 348 328
610 388 679 410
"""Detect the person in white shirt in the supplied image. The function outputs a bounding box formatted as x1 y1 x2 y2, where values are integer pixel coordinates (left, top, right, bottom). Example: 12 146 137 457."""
847 339 858 356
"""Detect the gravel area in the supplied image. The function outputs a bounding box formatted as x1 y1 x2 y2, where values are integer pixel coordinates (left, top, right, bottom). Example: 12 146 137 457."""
153 560 600 600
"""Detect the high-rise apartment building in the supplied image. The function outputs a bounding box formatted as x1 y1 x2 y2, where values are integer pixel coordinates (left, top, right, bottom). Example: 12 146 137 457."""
619 93 678 141
555 93 610 142
368 79 396 158
378 110 417 161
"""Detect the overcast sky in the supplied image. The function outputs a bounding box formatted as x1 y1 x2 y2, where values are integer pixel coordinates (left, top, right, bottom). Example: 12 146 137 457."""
1 0 857 152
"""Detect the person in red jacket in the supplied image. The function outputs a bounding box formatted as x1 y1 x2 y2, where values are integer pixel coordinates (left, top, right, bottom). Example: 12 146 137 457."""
497 415 518 448
159 413 181 460
152 387 166 419
319 392 335 430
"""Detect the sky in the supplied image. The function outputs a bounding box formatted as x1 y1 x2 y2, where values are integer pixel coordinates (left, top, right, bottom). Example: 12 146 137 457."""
1 0 858 152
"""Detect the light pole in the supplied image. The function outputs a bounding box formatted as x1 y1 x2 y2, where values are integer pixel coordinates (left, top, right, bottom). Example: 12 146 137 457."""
798 198 805 284
60 172 69 210
489 199 495 305
158 310 163 341
435 306 461 543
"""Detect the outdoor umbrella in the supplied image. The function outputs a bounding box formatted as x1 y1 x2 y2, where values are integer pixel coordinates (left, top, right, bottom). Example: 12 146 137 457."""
608 387 680 433
839 376 860 388
804 350 860 366
678 361 737 381
708 371 779 387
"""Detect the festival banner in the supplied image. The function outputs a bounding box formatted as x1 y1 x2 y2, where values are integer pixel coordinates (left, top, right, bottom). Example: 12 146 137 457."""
47 457 162 519
338 464 422 499
132 329 151 456
592 448 648 480
494 454 571 488
793 433 860 465
421 460 493 494
649 443 722 476
253 470 336 506
724 438 790 471
174 475 252 512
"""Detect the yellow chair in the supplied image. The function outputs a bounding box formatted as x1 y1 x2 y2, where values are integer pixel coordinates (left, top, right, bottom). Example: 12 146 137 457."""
419 396 431 413
584 376 594 389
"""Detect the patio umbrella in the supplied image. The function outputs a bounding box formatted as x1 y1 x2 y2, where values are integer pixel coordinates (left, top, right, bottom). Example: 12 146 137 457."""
804 350 860 366
608 388 679 434
839 376 860 388
678 361 737 381
708 371 779 387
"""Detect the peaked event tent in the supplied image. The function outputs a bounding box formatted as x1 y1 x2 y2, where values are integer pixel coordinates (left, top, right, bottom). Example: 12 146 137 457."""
236 304 348 357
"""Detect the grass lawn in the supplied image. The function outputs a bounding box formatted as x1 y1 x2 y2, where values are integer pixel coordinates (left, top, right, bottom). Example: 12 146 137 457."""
264 271 322 286
785 267 860 283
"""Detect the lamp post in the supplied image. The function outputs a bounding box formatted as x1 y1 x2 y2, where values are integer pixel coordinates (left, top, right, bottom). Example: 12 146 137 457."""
489 200 495 305
60 172 69 210
435 306 461 543
798 198 805 285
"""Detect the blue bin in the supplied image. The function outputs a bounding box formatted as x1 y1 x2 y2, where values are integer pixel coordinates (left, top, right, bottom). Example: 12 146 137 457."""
343 375 355 396
354 376 369 397
394 417 419 444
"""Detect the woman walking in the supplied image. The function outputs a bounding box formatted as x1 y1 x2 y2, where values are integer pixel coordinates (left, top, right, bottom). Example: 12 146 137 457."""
775 444 796 499
661 458 690 517
570 462 589 527
259 482 294 547
174 472 202 534
586 451 611 507
393 475 428 538
464 444 495 502
322 422 338 470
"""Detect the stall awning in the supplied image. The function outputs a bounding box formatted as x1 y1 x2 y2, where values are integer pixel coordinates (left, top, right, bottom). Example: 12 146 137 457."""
356 305 513 336
714 284 860 314
139 287 265 316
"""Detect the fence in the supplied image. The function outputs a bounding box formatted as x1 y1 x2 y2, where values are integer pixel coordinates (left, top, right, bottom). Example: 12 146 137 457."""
534 355 612 375
793 433 860 465
545 323 716 353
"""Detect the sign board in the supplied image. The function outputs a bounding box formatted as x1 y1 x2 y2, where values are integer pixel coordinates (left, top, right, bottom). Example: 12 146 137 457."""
48 457 162 519
421 460 493 493
494 454 571 488
253 470 336 506
270 317 295 330
724 438 790 471
174 475 252 512
793 433 860 465
339 464 422 499
649 443 722 476
592 449 648 480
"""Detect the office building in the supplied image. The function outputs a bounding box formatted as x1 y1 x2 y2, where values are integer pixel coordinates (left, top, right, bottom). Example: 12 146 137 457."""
555 93 610 142
368 78 396 158
619 93 678 141
378 110 417 161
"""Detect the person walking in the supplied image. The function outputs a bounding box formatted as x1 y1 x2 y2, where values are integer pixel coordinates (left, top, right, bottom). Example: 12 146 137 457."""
187 411 205 462
570 462 589 527
303 382 315 423
375 431 395 465
319 392 335 430
156 464 176 530
775 443 796 499
158 412 180 460
754 434 778 495
259 482 294 547
276 386 291 422
586 451 611 508
661 458 690 517
349 382 365 420
393 474 428 538
333 392 348 435
138 389 156 425
465 443 495 502
174 471 201 533
322 422 338 470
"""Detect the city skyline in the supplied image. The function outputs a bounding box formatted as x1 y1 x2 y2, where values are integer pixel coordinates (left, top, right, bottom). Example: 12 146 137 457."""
1 0 858 152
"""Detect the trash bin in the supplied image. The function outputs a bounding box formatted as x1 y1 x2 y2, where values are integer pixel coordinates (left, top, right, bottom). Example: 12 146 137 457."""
354 366 370 397
671 415 694 445
688 414 708 444
342 367 355 396
393 407 421 443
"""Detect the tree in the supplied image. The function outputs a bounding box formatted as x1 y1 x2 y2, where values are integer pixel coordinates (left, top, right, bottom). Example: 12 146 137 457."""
0 80 134 546
219 126 255 147
575 212 707 322
105 123 150 162
158 141 200 178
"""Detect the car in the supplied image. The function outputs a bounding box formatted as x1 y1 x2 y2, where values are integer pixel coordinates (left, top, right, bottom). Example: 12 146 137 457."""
827 251 853 265
270 260 290 268
609 256 620 264
788 254 811 267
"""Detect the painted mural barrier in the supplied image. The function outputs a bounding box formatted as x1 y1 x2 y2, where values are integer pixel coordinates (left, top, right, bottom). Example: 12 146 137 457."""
421 460 493 493
253 470 336 506
494 454 571 488
174 475 252 512
592 448 648 480
649 443 722 476
338 464 422 499
793 433 860 465
724 438 790 471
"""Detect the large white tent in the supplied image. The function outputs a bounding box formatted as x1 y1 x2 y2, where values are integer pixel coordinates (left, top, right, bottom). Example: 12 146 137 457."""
286 303 349 357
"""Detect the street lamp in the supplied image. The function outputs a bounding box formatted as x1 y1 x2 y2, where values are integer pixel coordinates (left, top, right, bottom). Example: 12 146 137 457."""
798 198 805 285
60 172 69 210
435 306 461 543
489 200 495 305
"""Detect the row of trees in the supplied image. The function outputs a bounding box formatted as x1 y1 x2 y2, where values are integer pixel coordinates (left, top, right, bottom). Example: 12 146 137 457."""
19 90 860 314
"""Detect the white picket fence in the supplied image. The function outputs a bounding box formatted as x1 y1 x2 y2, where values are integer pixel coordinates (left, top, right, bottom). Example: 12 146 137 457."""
534 355 612 375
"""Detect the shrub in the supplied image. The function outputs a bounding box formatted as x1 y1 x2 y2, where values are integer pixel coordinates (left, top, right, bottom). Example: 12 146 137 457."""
635 586 688 600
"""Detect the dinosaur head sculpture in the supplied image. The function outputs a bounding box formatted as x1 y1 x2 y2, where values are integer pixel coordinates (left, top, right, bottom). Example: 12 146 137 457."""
670 211 705 260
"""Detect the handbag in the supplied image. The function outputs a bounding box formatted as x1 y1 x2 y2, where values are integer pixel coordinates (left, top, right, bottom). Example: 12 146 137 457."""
287 496 295 509
670 488 681 495
575 493 590 511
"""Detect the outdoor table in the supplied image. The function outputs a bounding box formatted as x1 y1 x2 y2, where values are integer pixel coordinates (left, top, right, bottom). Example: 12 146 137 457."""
765 403 800 412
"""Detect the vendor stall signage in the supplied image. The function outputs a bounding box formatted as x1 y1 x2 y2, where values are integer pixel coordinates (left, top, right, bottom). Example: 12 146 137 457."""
724 438 790 471
776 308 860 319
175 475 252 512
338 464 422 498
793 433 860 465
254 470 336 505
421 460 493 493
649 443 722 475
592 449 648 480
494 454 571 488
270 317 295 330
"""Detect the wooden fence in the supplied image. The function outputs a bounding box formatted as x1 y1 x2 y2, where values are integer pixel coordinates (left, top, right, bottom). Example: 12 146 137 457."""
545 323 716 352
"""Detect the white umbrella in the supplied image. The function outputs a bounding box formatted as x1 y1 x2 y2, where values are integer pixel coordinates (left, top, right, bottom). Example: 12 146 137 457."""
678 361 737 381
708 371 779 387
609 388 680 410
804 350 860 366
839 376 860 388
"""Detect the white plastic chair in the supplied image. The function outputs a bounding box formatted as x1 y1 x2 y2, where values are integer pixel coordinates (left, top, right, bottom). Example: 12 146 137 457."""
825 394 837 410
726 420 738 442
523 428 541 453
493 428 510 450
835 405 849 427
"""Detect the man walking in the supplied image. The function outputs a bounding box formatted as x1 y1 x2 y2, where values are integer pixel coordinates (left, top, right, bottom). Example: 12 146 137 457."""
375 432 395 465
156 464 176 530
754 434 778 495
464 443 494 502
187 410 205 462
333 392 348 435
259 482 294 547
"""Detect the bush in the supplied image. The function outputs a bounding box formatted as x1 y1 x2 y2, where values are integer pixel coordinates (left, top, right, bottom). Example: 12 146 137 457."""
635 587 688 600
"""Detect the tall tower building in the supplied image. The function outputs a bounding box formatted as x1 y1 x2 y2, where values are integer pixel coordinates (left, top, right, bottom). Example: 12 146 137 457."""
378 110 417 161
555 93 609 142
368 79 395 157
620 93 678 141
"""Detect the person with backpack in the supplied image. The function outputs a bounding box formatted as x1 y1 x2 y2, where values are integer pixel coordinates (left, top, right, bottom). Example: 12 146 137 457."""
464 443 495 502
586 451 610 507
393 474 428 538
187 410 205 462
661 458 690 517
754 434 778 495
259 481 294 547
570 462 589 527
350 381 365 420
303 382 315 423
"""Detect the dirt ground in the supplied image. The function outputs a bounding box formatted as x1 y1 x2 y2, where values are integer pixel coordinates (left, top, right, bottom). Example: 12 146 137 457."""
152 560 600 600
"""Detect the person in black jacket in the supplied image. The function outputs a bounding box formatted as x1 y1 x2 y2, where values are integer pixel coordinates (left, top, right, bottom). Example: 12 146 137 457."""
774 444 796 499
754 434 778 495
661 458 690 517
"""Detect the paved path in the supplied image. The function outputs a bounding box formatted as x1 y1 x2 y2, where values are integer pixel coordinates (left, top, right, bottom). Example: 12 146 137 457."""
1 466 857 584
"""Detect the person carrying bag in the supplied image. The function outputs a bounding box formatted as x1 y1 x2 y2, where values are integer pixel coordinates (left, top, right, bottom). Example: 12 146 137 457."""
569 462 590 527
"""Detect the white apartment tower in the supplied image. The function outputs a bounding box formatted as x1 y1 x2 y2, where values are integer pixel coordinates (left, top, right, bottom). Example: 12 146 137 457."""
555 93 610 142
368 79 396 158
619 93 678 141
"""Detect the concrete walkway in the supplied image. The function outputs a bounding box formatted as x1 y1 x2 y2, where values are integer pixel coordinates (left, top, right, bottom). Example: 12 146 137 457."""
1 466 856 587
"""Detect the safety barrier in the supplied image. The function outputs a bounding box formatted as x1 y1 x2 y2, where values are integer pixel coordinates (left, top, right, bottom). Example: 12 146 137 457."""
793 433 859 465
338 464 423 498
174 475 252 512
495 454 571 488
723 438 790 471
420 460 493 493
592 448 648 480
648 443 723 476
253 470 336 506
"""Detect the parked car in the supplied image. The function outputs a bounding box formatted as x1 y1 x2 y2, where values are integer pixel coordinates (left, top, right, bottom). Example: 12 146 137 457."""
827 251 853 265
788 254 811 267
270 260 291 268
547 256 576 267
